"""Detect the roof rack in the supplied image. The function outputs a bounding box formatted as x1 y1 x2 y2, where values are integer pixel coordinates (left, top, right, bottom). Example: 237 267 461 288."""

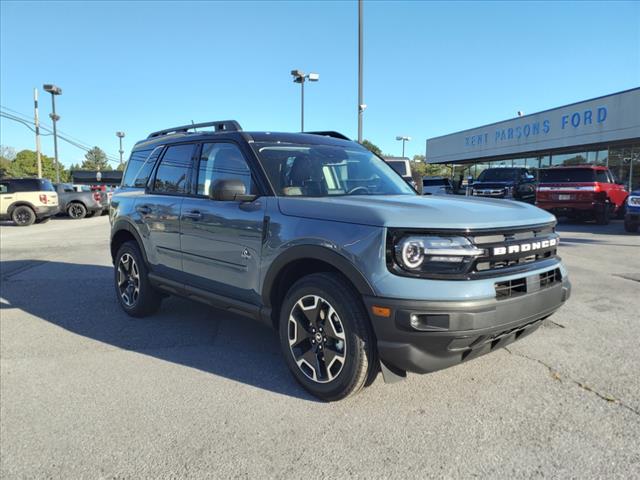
147 120 242 139
306 131 351 141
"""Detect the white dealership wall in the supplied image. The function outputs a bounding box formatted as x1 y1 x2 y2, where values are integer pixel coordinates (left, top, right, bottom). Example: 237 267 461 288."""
426 88 640 164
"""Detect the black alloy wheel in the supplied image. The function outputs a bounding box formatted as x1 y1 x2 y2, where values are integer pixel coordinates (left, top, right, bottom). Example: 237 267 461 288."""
12 206 36 226
67 203 87 219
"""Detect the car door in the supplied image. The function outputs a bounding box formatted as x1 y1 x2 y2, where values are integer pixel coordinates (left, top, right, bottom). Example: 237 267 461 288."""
138 143 196 281
605 170 628 207
180 141 265 305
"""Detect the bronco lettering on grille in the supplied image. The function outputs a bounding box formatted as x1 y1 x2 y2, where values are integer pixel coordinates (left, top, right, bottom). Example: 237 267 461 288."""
493 237 558 256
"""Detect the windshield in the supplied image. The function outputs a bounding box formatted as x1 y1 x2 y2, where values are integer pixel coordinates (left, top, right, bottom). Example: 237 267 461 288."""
539 169 596 183
387 161 409 177
477 169 520 182
255 142 415 197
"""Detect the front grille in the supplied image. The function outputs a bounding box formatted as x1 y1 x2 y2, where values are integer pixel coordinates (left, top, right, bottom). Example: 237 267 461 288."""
472 225 558 275
494 268 562 300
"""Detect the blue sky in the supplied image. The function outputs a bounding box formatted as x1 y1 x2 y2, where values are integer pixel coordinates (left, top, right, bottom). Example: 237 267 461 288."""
1 0 639 167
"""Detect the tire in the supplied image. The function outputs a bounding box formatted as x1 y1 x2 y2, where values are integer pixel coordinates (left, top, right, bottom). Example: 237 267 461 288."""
11 206 36 226
278 272 376 401
114 241 162 317
35 217 51 224
624 218 639 233
67 202 87 219
594 205 611 225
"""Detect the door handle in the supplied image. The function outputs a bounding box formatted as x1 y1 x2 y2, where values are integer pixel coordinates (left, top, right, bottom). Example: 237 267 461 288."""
136 205 152 215
183 210 202 220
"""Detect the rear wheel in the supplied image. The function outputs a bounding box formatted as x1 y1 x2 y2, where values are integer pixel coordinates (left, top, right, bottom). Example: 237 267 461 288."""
67 202 87 219
114 241 162 317
11 206 36 226
278 272 376 401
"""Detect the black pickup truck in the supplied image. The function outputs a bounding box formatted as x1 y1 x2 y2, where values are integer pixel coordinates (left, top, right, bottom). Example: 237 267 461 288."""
470 167 536 202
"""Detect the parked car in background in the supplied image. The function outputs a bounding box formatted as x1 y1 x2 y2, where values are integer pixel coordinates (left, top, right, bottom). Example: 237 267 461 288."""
384 158 416 189
0 178 59 226
54 183 103 219
470 167 536 202
536 166 628 225
624 190 640 232
90 185 112 214
422 176 454 195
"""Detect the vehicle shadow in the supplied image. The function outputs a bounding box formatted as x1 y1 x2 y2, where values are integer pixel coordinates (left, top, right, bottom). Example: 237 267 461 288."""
0 259 317 402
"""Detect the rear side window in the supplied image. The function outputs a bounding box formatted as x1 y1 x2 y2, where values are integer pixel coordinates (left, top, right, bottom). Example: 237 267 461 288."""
153 144 195 194
10 179 40 192
539 169 596 183
122 148 156 187
197 143 253 196
0 182 9 194
387 161 408 177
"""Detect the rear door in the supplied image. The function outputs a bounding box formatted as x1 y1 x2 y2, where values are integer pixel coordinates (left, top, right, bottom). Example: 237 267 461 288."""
180 141 265 305
138 143 196 280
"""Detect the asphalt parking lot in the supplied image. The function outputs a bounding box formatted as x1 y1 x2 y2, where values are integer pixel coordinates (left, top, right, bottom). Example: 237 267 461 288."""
1 216 639 478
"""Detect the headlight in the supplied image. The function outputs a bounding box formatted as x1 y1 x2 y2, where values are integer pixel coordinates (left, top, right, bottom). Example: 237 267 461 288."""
393 235 485 276
628 195 640 206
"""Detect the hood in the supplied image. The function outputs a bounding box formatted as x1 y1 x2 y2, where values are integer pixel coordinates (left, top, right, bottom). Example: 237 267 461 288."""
472 181 515 189
277 195 555 230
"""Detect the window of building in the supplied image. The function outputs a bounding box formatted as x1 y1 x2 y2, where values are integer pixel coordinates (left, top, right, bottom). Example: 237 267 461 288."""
587 149 608 165
608 144 640 190
551 152 588 166
152 144 195 194
197 143 253 196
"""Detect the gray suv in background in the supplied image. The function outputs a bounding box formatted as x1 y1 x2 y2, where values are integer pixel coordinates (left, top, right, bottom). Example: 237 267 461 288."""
110 121 571 401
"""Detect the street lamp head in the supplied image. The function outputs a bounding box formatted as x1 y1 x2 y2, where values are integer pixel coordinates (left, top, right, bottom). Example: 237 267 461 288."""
307 72 320 81
49 113 60 121
116 131 125 138
396 136 411 141
43 84 62 95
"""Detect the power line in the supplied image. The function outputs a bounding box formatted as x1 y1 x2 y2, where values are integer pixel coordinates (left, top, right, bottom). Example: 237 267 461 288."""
0 108 121 164
0 111 121 165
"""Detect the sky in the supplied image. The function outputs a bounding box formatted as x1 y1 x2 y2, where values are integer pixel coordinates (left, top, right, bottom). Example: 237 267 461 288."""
1 0 639 168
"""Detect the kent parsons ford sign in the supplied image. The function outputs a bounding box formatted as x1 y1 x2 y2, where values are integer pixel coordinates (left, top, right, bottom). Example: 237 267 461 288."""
427 88 640 164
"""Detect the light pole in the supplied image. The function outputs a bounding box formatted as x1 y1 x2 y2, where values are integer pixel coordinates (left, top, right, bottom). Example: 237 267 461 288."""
396 136 411 158
43 84 62 183
358 0 364 143
116 131 125 166
291 70 319 132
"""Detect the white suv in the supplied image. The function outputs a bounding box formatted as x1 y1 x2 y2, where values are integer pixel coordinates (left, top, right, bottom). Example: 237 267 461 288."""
0 178 60 226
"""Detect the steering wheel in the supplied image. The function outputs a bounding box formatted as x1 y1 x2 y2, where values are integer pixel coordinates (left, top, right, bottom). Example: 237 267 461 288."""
347 186 370 195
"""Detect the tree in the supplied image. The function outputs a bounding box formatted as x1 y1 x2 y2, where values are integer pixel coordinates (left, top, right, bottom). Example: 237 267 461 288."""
82 147 112 171
361 139 383 156
0 145 16 161
0 149 70 182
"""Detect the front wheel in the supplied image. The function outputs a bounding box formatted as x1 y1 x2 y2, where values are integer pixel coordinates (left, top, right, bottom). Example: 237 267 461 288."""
624 217 639 233
114 241 162 317
278 272 376 401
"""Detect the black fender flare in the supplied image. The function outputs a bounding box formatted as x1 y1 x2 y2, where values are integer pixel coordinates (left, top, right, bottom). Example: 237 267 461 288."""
110 218 149 265
261 245 375 308
7 201 37 216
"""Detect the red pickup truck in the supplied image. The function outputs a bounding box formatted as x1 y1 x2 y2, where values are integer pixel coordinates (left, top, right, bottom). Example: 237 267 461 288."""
536 165 628 225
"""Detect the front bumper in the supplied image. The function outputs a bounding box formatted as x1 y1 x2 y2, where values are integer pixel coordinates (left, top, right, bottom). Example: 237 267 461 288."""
364 276 571 374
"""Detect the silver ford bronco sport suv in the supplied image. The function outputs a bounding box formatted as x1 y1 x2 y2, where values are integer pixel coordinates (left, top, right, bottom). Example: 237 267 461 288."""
110 121 571 401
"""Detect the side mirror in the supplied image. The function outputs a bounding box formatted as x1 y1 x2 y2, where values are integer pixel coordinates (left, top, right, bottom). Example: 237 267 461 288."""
210 179 256 202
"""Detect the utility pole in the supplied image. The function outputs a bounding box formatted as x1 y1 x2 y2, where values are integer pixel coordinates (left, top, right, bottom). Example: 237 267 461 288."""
33 88 43 178
358 0 364 143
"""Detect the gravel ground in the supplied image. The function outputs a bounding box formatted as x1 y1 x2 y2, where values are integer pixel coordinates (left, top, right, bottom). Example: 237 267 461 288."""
1 215 639 478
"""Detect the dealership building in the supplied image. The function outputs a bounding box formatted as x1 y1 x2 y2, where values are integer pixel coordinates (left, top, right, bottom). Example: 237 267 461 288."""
426 88 640 191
